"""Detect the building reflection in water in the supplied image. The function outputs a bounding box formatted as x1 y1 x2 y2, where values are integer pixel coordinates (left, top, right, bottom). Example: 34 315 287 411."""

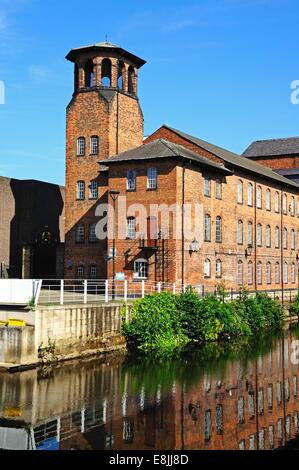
1 328 299 451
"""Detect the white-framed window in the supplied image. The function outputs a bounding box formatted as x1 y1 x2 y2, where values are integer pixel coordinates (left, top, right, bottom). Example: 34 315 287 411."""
283 227 288 249
266 225 271 248
216 216 222 243
204 176 211 197
266 262 271 285
76 180 85 200
76 223 85 243
134 259 148 279
88 223 97 243
204 214 211 242
127 169 136 191
147 167 157 189
292 264 296 284
247 183 253 207
237 220 243 245
216 259 222 278
257 261 262 285
248 222 253 247
126 217 136 239
237 260 243 286
76 265 84 280
266 189 271 211
290 196 295 216
237 179 243 204
283 193 287 215
77 137 86 156
248 261 253 285
275 226 280 248
256 186 262 209
257 223 262 247
89 179 98 199
275 191 280 213
215 179 222 199
90 264 97 279
90 135 99 155
275 262 280 284
283 262 288 284
204 258 211 278
291 229 295 250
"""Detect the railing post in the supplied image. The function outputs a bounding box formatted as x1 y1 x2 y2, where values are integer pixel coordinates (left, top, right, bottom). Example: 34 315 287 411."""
158 282 161 293
124 280 128 303
84 280 88 304
173 283 176 295
105 280 109 303
141 280 145 298
60 279 64 305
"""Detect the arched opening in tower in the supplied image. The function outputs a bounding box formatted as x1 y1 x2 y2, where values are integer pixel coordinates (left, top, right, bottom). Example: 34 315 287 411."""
84 60 95 88
101 58 112 87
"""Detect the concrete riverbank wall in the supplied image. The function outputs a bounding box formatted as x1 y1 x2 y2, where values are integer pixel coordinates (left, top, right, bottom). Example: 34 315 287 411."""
0 303 132 370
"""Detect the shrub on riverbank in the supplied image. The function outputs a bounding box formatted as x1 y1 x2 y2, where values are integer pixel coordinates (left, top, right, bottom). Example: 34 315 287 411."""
122 288 284 355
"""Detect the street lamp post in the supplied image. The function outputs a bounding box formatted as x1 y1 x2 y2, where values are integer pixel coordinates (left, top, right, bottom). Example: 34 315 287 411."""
109 190 120 300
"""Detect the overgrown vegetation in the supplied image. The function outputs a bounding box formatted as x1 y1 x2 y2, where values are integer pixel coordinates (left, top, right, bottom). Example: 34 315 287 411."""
289 292 299 317
122 287 284 356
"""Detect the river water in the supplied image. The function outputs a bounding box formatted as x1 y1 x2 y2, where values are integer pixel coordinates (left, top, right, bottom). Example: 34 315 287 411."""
1 326 299 451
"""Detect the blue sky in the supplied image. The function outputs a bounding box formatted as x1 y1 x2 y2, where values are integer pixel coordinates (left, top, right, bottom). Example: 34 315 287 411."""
0 0 298 185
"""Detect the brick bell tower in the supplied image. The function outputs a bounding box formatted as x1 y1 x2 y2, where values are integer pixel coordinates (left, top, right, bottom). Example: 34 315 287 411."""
64 42 146 280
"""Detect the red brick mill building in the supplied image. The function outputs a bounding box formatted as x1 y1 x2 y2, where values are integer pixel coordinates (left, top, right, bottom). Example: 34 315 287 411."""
64 41 299 292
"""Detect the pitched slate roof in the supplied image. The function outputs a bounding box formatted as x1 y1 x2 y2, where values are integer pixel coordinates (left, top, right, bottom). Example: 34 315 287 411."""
100 138 231 173
243 137 299 157
161 125 299 190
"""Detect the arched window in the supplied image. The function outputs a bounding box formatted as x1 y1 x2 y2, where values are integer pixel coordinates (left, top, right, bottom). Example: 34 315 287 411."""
291 229 295 250
126 217 136 239
266 225 271 248
292 264 296 284
90 264 97 280
134 259 148 279
283 261 288 284
247 183 253 207
127 169 136 191
76 223 85 243
77 137 86 156
257 223 262 247
101 58 112 87
118 61 125 90
216 216 222 243
248 222 253 247
76 180 85 200
84 59 94 87
88 223 97 243
216 259 222 278
237 220 243 245
275 191 280 213
147 167 157 189
237 260 243 286
275 226 280 248
89 179 98 199
256 186 262 209
266 262 271 285
290 196 295 216
266 189 271 211
248 261 253 285
257 261 262 285
204 258 211 278
204 214 211 242
283 227 288 249
275 262 280 284
128 66 135 94
215 179 222 199
76 265 85 280
90 135 99 155
283 193 287 214
237 179 243 204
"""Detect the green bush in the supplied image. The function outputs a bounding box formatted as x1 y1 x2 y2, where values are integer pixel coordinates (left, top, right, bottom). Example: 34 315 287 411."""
290 292 299 317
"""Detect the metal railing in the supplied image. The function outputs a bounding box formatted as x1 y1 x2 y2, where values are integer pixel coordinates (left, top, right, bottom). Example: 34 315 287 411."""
35 280 299 306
